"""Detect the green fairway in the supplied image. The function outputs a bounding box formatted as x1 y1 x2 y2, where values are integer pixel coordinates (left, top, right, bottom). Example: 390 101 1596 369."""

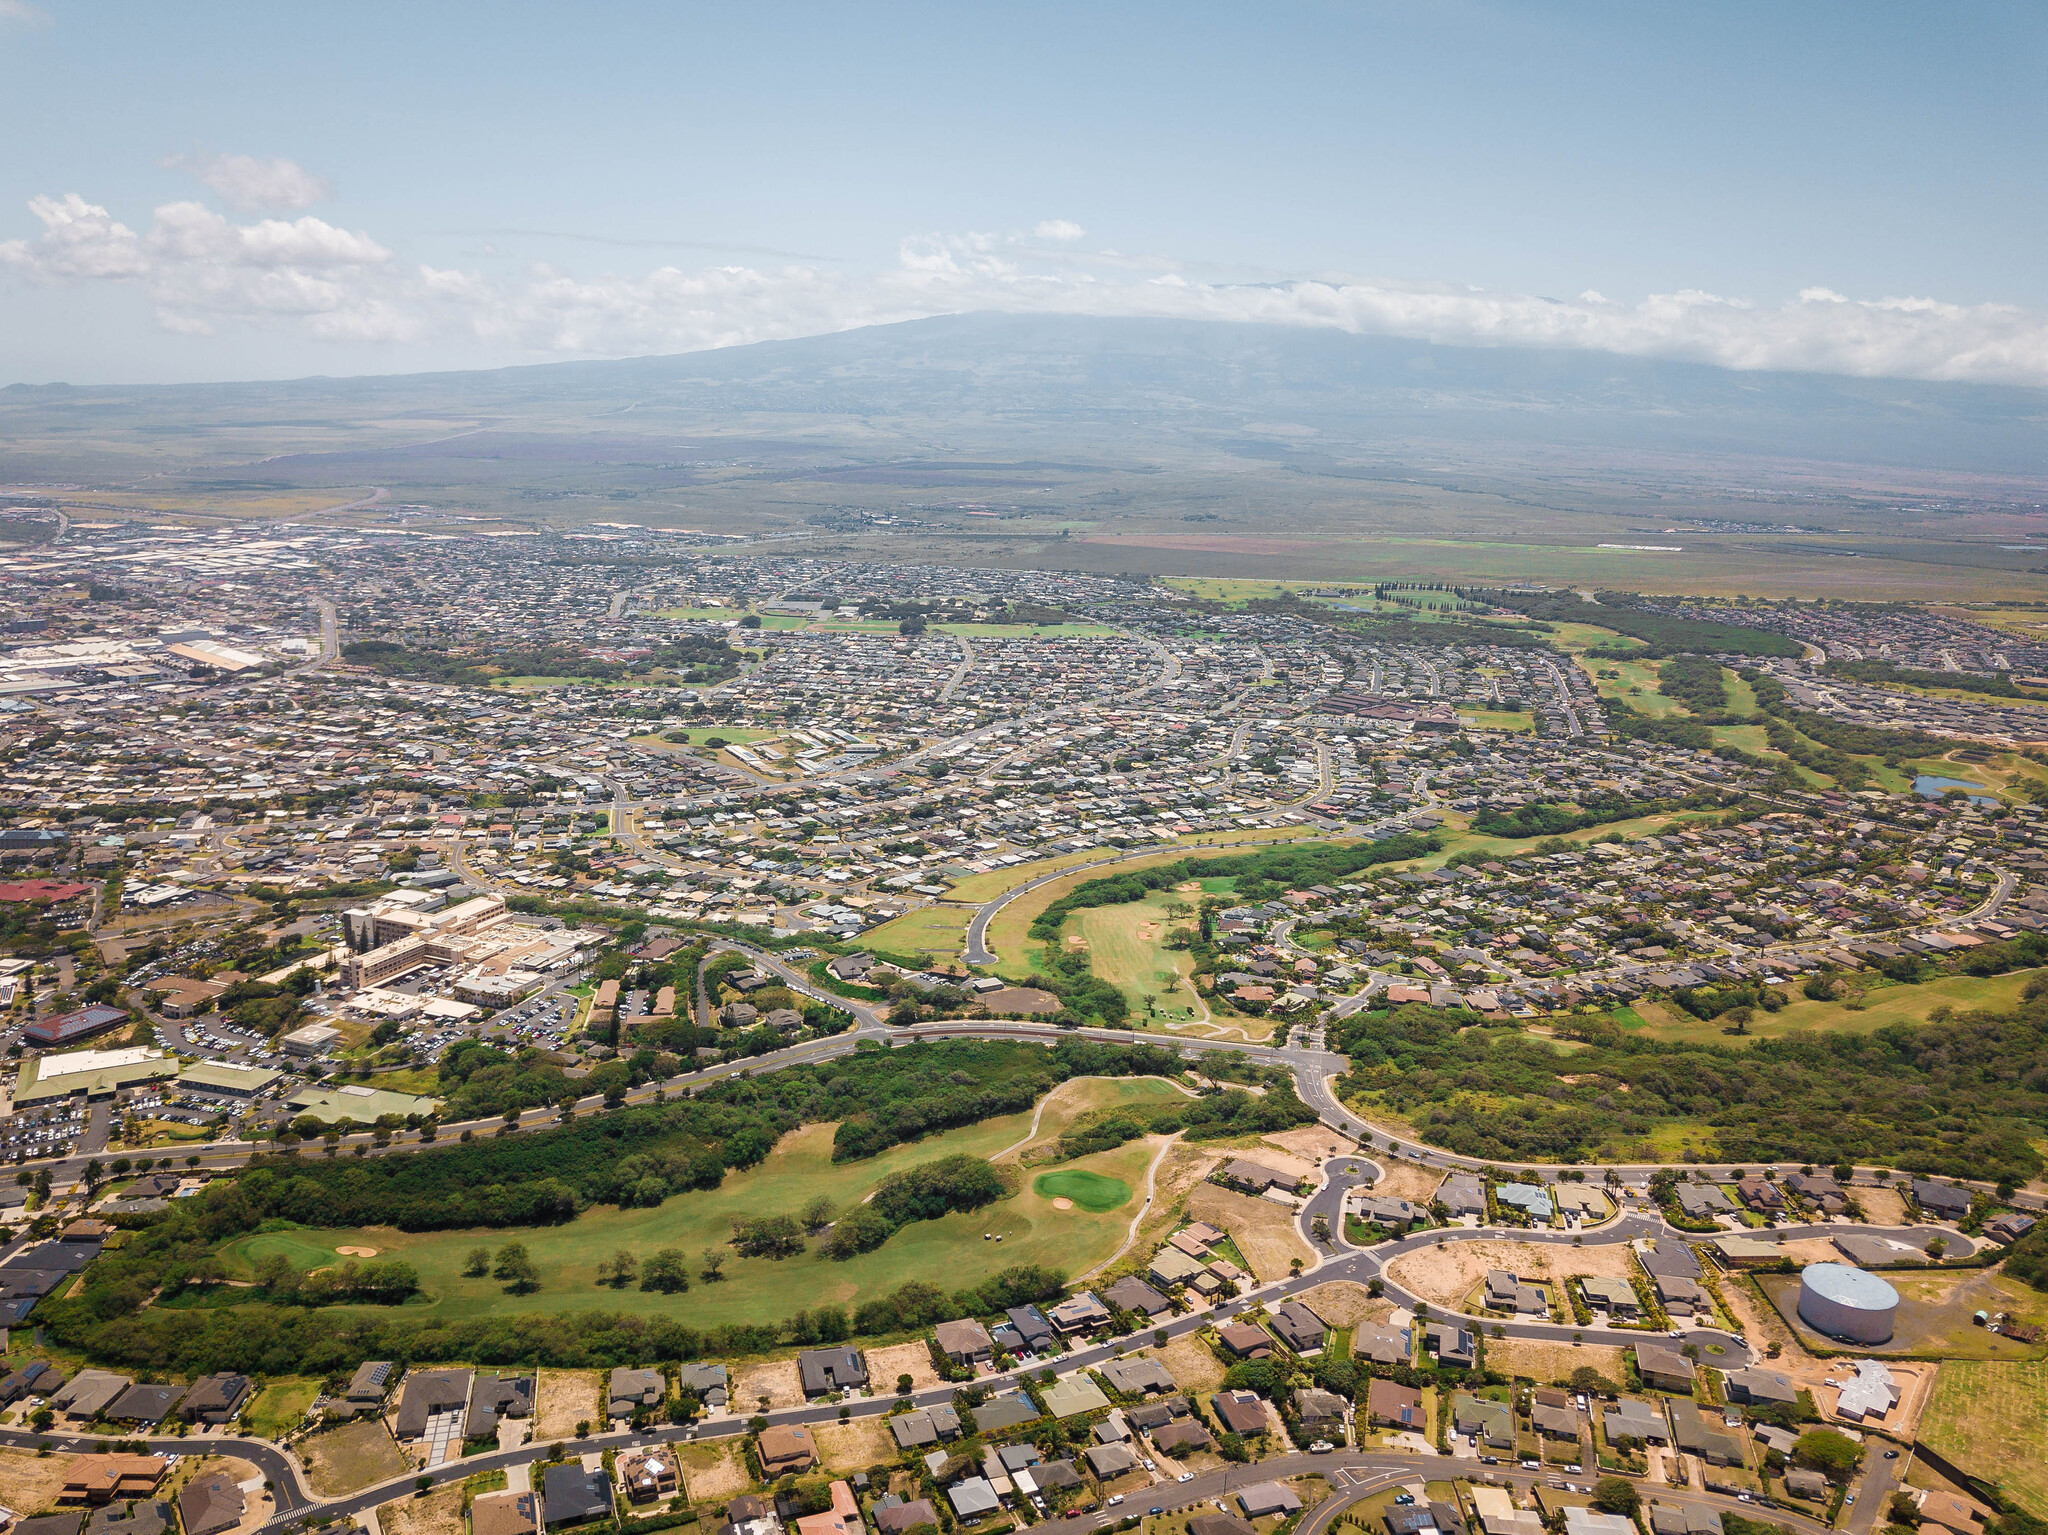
214 1109 1159 1329
1031 1169 1134 1213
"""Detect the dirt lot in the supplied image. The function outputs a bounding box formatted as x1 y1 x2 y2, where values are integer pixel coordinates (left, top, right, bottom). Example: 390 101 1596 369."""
866 1339 941 1395
303 1417 409 1496
1262 1128 1353 1167
1360 1161 1447 1204
0 1446 75 1515
1295 1279 1396 1329
813 1415 899 1474
1857 1187 1910 1225
380 1482 465 1535
675 1441 752 1502
1486 1338 1628 1386
1388 1238 1640 1308
533 1369 604 1440
1183 1184 1313 1281
731 1358 805 1412
1242 1139 1321 1182
1153 1334 1228 1392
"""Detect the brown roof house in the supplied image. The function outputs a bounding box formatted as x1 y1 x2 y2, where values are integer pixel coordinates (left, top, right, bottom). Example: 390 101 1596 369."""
758 1424 818 1476
59 1455 167 1506
177 1470 245 1535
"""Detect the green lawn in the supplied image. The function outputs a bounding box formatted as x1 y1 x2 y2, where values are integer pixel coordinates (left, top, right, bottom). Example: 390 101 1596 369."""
863 904 974 963
216 1110 1159 1329
1075 891 1205 1021
245 1377 321 1437
1032 1169 1133 1213
1457 708 1536 733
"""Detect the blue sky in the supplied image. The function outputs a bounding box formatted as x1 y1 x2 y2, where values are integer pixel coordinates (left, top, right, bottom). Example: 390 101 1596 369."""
2 0 2044 385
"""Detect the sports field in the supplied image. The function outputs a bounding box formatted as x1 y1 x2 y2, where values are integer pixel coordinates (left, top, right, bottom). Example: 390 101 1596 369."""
1920 1361 2048 1517
216 1104 1162 1330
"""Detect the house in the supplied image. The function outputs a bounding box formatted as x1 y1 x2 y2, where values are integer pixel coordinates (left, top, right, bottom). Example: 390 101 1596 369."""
795 1482 861 1535
343 1361 394 1413
1354 1321 1411 1367
1127 1399 1189 1431
1148 1248 1207 1289
890 1409 962 1450
1637 1241 1702 1281
1676 1185 1734 1220
1216 1321 1274 1359
797 1347 867 1396
1352 1194 1425 1228
675 1362 729 1409
608 1368 665 1418
1785 1172 1848 1213
1046 1290 1111 1334
468 1374 535 1439
1531 1403 1579 1441
1722 1367 1798 1407
972 1391 1042 1432
1039 1375 1111 1419
1580 1276 1639 1318
619 1446 679 1504
179 1371 252 1427
1367 1379 1424 1429
1104 1276 1171 1317
1022 1460 1082 1495
1603 1398 1666 1445
1190 1517 1254 1535
1213 1390 1269 1437
1709 1235 1781 1268
1649 1507 1722 1535
1452 1393 1513 1449
875 1500 939 1535
946 1478 1001 1521
1151 1420 1214 1455
176 1471 244 1535
1835 1358 1899 1421
393 1367 473 1440
104 1384 183 1426
1084 1442 1139 1478
471 1491 542 1535
1562 1512 1637 1535
51 1370 132 1421
1484 1270 1547 1315
1917 1492 1992 1535
87 1501 172 1535
1294 1387 1348 1427
1633 1340 1695 1393
1004 1304 1054 1352
1985 1213 2037 1246
1099 1357 1175 1396
1495 1183 1554 1223
1786 1470 1830 1502
1269 1299 1328 1352
1237 1484 1303 1519
1668 1401 1743 1466
827 952 874 982
1654 1273 1709 1315
1438 1173 1486 1217
59 1455 167 1506
724 1494 778 1535
1425 1321 1476 1368
542 1464 612 1528
1219 1160 1297 1195
1911 1181 1974 1221
934 1318 994 1367
1736 1176 1786 1213
758 1424 818 1475
1552 1185 1613 1222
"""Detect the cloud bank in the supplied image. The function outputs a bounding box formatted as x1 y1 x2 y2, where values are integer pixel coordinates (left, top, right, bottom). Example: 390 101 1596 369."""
6 186 2048 387
164 154 334 212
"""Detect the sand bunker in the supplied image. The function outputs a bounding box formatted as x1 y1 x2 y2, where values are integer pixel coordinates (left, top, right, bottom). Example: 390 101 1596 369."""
335 1246 379 1257
1052 1198 1075 1210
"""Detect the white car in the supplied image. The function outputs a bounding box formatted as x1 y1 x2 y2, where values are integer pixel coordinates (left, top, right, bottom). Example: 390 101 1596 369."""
1177 1474 1194 1484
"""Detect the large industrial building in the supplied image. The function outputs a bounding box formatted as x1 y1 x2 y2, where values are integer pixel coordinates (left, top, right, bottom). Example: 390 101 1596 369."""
336 891 595 1011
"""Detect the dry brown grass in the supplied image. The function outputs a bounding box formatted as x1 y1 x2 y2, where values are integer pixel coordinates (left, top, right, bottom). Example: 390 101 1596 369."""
1183 1184 1312 1281
1261 1128 1352 1165
1365 1162 1446 1204
0 1447 77 1515
1294 1280 1395 1330
813 1415 899 1474
675 1441 752 1502
533 1369 604 1441
731 1358 805 1412
1388 1238 1638 1308
1485 1338 1627 1386
866 1340 941 1395
1859 1187 1910 1225
303 1418 409 1497
1152 1335 1228 1392
379 1482 466 1535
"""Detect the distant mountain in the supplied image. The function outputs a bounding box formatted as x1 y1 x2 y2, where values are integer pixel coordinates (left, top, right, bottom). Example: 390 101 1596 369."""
9 314 2048 475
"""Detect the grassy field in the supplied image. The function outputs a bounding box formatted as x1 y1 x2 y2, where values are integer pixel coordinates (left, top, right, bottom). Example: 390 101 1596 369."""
1587 656 1686 715
1457 708 1536 733
1075 890 1205 1021
655 726 779 747
1623 970 2040 1044
1921 1362 2048 1517
1032 1168 1133 1212
217 1107 1160 1330
863 903 975 963
245 1377 320 1437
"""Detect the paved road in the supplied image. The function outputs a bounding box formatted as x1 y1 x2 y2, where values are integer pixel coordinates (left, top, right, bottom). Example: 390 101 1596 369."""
0 1426 315 1512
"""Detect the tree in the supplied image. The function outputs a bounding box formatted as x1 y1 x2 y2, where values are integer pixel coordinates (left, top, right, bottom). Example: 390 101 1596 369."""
464 1247 491 1277
1887 1493 1922 1527
701 1247 726 1281
81 1157 105 1190
597 1250 637 1288
494 1242 539 1294
1793 1429 1862 1483
1591 1480 1639 1516
896 1374 914 1396
641 1248 690 1293
800 1194 836 1232
1926 1235 1948 1259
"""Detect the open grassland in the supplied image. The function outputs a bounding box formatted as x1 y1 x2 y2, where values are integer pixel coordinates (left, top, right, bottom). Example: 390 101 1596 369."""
1002 1076 1193 1161
1624 969 2040 1044
863 903 975 963
1075 890 1205 1020
1920 1362 2048 1517
217 1109 1160 1330
1457 709 1535 733
1588 657 1687 715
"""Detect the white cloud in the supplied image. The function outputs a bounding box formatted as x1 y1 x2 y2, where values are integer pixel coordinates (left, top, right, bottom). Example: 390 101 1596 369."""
164 153 333 211
1032 219 1087 242
0 0 51 27
6 186 2048 387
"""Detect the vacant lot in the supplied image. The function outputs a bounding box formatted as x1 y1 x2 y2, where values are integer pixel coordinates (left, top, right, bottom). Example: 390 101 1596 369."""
0 1446 74 1515
1626 970 2039 1046
534 1369 604 1440
861 903 974 964
1294 1280 1394 1329
1154 1334 1228 1392
1921 1362 2048 1517
731 1358 805 1412
674 1440 751 1501
1486 1338 1627 1386
814 1414 899 1474
1183 1184 1312 1281
866 1339 942 1395
381 1483 465 1535
1388 1238 1640 1309
246 1377 319 1437
303 1417 409 1496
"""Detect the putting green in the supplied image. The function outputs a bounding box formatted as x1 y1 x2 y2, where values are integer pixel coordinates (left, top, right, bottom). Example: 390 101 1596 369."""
1033 1168 1132 1213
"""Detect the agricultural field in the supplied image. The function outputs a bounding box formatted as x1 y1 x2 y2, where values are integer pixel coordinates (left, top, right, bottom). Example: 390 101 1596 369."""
215 1105 1163 1330
1920 1361 2048 1517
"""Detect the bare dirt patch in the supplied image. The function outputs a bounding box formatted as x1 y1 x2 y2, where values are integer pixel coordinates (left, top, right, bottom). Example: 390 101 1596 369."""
1244 1140 1321 1181
1356 1161 1445 1204
0 1446 74 1515
814 1415 898 1474
866 1339 942 1395
303 1417 408 1496
379 1481 465 1535
1388 1238 1639 1309
533 1369 604 1441
1153 1334 1228 1392
1294 1280 1396 1330
674 1441 751 1502
1486 1338 1628 1386
1183 1184 1312 1281
1857 1187 1910 1225
335 1246 379 1257
1053 1198 1074 1210
731 1358 805 1413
